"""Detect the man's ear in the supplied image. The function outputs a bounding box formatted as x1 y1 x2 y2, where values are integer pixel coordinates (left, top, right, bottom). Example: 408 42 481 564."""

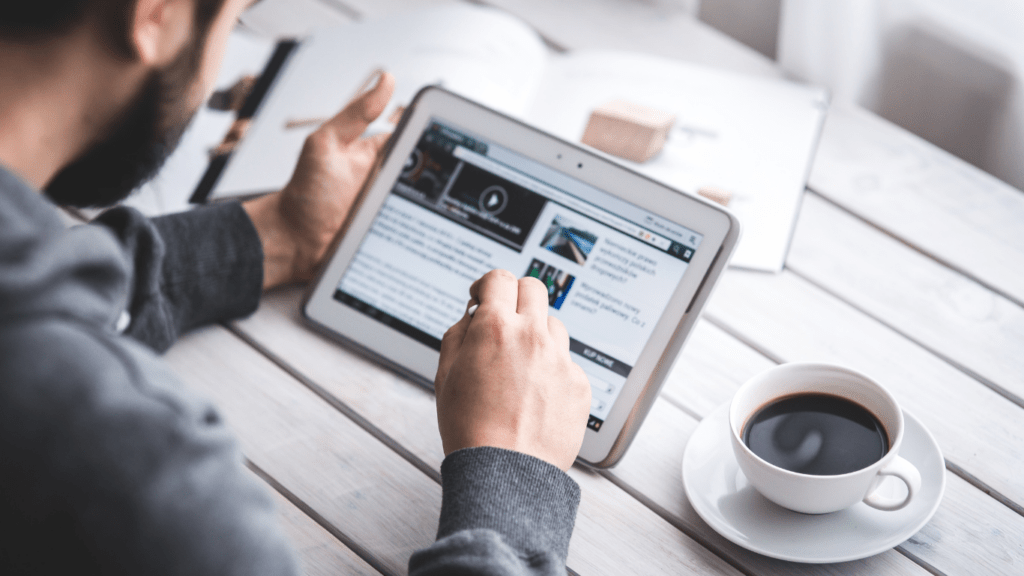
130 0 195 65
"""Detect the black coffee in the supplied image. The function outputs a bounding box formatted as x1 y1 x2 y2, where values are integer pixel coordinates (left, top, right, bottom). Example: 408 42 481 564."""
742 393 889 476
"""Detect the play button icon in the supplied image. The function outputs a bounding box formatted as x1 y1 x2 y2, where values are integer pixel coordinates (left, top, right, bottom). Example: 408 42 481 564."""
478 185 508 215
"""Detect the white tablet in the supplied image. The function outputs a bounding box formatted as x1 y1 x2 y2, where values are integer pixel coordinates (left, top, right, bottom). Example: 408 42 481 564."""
304 87 740 467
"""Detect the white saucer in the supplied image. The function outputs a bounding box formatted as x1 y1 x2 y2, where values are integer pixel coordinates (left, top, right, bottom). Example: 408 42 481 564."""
682 403 945 563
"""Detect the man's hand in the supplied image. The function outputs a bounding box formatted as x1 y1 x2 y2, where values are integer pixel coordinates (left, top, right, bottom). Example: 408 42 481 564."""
435 270 592 471
243 72 396 289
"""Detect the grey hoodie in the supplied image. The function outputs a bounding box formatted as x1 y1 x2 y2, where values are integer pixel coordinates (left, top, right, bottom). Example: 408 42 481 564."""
0 164 579 575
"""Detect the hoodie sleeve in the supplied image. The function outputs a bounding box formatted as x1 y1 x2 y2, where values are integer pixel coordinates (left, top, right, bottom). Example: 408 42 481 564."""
410 447 581 576
92 202 264 353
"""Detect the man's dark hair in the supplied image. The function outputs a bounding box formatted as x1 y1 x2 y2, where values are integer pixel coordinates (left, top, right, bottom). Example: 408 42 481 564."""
0 0 227 59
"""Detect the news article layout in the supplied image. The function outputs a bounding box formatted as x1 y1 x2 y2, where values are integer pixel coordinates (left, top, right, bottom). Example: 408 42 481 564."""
336 121 702 430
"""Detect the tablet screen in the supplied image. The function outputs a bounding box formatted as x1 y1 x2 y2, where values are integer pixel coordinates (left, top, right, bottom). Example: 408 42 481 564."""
334 120 703 431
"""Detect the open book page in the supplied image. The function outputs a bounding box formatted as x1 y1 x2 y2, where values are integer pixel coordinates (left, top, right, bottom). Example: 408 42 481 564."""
212 5 548 199
526 51 828 271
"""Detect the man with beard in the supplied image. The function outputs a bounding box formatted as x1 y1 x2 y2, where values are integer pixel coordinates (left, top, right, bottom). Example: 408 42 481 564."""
0 0 592 574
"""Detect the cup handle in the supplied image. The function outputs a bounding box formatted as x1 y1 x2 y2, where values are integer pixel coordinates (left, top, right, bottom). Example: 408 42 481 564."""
863 456 922 511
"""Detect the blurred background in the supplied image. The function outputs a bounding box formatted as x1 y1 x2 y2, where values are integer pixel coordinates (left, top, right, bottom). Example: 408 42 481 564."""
133 0 1023 219
686 0 1024 192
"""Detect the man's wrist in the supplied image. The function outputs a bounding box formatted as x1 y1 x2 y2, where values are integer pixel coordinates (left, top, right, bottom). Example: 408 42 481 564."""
242 193 302 290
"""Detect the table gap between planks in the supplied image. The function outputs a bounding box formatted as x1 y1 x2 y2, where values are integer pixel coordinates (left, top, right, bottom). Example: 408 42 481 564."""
158 0 1024 574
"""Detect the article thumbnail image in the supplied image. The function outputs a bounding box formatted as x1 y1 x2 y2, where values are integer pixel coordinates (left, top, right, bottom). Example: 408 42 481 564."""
526 259 575 310
397 132 459 202
540 216 598 265
444 163 547 250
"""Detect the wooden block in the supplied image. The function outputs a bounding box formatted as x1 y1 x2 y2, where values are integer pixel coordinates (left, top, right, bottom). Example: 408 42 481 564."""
581 100 675 163
697 186 733 207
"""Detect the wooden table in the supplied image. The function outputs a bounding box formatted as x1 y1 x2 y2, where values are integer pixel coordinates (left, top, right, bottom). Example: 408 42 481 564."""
162 1 1024 574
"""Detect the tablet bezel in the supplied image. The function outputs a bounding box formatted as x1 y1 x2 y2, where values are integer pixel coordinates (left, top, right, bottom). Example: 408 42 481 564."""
303 87 739 467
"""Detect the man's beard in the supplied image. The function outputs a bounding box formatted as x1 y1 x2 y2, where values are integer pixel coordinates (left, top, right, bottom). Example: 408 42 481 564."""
45 45 200 208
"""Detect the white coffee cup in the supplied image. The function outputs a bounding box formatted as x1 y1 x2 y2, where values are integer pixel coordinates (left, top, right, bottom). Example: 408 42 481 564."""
729 362 921 515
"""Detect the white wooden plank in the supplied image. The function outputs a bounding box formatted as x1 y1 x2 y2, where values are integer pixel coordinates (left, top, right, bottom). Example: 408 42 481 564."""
164 325 440 575
267 482 382 576
661 319 776 416
905 473 1024 575
808 104 1024 305
788 193 1024 403
705 269 1024 511
571 468 744 576
232 288 745 576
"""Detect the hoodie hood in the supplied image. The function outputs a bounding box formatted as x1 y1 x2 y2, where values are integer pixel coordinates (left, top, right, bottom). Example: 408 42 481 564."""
0 165 128 332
